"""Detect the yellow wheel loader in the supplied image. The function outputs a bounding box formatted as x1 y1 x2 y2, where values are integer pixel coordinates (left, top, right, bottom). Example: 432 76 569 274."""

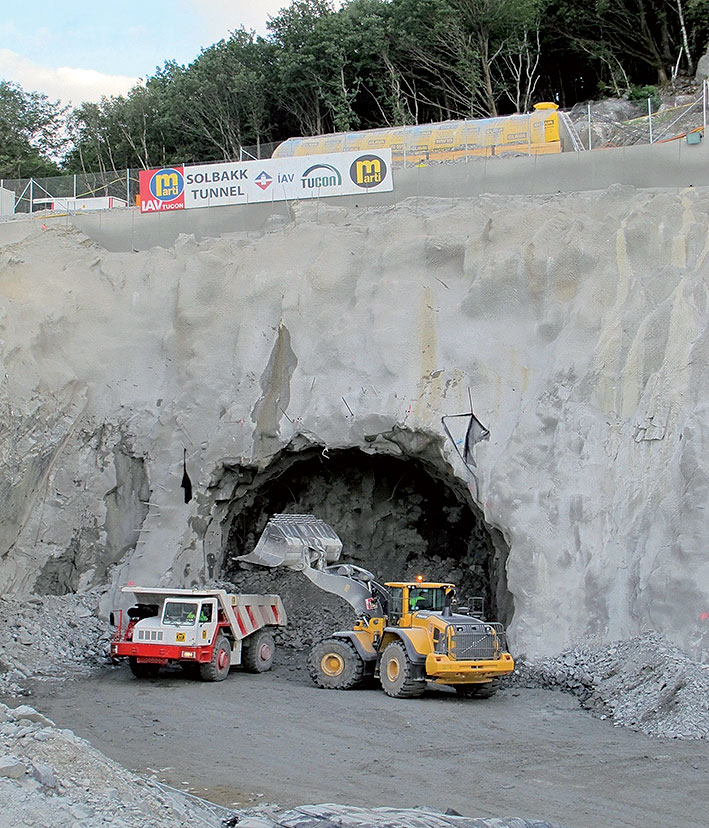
240 514 514 698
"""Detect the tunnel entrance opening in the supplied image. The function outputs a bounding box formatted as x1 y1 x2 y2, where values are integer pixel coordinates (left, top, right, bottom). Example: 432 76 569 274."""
218 445 512 627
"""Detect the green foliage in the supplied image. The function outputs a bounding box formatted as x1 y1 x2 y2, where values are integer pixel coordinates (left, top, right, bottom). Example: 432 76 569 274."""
0 81 66 178
628 84 662 111
5 0 706 176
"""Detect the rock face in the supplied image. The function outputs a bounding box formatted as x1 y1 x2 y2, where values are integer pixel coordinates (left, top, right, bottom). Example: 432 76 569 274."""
0 187 707 661
695 49 709 82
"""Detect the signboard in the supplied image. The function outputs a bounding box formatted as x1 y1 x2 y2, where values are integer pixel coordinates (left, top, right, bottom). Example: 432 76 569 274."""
138 149 393 214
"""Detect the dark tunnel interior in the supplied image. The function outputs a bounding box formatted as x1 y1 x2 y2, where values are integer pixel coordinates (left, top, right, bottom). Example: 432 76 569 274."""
220 447 512 624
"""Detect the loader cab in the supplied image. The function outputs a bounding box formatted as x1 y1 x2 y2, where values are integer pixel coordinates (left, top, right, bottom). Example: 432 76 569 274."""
385 582 455 626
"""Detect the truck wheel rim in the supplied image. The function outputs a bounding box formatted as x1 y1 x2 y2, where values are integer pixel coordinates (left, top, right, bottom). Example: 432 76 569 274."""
259 643 272 661
386 659 400 682
321 653 344 676
218 648 229 669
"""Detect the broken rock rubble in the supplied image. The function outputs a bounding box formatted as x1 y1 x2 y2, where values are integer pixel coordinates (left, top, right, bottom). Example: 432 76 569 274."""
0 700 227 828
515 632 709 740
0 592 113 696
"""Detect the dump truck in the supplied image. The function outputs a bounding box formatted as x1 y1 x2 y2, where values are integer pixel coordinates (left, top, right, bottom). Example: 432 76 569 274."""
240 514 514 698
110 586 286 681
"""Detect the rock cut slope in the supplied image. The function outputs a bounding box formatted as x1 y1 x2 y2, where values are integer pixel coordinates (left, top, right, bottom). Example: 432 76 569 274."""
0 187 707 660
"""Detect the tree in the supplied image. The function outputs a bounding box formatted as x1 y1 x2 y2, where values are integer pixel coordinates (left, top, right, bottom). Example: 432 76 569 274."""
173 31 275 161
0 81 67 178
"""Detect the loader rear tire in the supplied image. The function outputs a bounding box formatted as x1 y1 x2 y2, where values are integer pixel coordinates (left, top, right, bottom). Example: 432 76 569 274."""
308 638 364 690
128 658 160 679
199 635 231 682
455 679 500 698
379 641 425 699
242 629 275 673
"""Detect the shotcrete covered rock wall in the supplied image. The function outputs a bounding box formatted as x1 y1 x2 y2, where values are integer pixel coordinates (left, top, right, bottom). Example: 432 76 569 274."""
1 183 707 660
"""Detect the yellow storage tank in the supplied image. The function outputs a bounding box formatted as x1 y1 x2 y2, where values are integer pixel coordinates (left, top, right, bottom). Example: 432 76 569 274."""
272 105 563 163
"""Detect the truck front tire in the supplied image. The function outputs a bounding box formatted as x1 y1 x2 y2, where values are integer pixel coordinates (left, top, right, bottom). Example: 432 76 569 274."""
455 679 500 698
129 657 160 679
379 641 425 698
199 635 231 682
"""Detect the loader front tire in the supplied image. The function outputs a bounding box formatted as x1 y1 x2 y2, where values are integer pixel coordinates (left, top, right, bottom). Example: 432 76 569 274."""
379 641 425 699
308 638 364 690
128 658 160 679
242 629 275 673
199 635 231 682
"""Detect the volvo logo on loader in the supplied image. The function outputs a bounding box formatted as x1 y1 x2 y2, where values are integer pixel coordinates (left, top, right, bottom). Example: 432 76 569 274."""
350 154 387 188
149 168 184 201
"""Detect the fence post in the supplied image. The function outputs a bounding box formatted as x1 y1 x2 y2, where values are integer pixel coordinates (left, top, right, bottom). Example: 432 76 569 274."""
29 179 33 215
587 103 592 149
648 98 653 144
126 169 130 205
704 79 707 131
73 174 77 198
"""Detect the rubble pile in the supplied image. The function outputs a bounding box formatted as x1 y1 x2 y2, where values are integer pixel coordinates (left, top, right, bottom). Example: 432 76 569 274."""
519 632 709 739
238 804 565 828
0 701 226 828
221 570 355 653
0 592 112 696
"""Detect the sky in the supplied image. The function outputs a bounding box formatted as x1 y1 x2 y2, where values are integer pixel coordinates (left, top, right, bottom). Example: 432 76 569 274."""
0 1 293 106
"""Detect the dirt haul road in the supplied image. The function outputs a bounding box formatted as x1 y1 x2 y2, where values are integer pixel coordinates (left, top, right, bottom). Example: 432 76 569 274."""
14 661 708 828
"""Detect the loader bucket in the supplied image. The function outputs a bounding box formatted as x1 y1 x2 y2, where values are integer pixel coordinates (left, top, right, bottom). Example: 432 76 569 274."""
238 514 343 571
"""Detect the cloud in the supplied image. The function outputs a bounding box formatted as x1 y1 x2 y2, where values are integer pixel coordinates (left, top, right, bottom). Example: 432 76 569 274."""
180 0 342 37
0 49 138 105
180 0 287 35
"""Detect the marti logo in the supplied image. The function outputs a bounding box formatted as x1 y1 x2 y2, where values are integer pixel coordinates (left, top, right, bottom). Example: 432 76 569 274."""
301 163 342 190
350 154 387 188
149 168 184 201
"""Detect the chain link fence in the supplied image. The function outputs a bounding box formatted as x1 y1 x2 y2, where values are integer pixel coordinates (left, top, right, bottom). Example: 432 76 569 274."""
570 81 708 149
1 170 139 214
1 141 282 215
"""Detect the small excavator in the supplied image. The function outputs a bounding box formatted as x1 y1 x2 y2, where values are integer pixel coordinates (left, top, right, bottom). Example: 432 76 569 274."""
240 514 514 698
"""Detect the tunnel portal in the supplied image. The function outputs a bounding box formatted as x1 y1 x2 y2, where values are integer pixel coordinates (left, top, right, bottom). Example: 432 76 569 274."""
219 447 512 624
